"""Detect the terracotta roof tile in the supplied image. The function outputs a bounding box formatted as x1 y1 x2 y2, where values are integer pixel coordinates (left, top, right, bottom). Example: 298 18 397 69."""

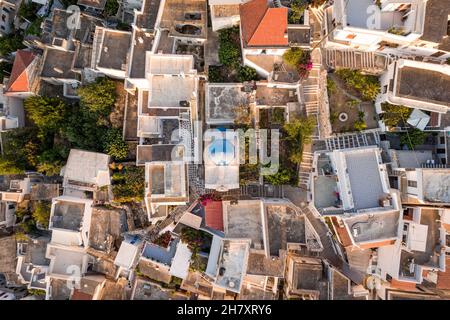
71 289 93 300
240 0 288 47
6 50 36 93
437 257 450 289
390 279 418 291
205 201 224 232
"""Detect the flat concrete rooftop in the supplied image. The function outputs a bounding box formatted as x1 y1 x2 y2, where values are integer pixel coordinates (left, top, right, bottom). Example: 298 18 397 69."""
206 84 252 123
397 67 450 107
223 201 264 250
149 75 196 108
216 239 249 293
421 169 450 203
52 200 85 231
97 30 132 70
345 150 385 210
344 210 400 244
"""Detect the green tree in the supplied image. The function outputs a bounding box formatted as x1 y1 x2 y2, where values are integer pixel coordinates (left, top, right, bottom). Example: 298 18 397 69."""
237 66 258 82
218 27 241 67
0 34 25 56
283 116 315 164
77 77 116 115
335 69 380 101
112 166 145 203
24 96 67 141
104 0 119 16
33 202 51 228
380 102 412 127
103 128 128 161
400 128 427 150
283 48 308 68
0 61 12 82
289 0 308 24
219 42 240 67
264 167 295 185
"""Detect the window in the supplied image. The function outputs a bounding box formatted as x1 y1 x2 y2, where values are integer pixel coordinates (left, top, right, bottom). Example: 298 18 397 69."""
440 136 445 144
437 148 445 154
382 85 388 94
407 180 417 188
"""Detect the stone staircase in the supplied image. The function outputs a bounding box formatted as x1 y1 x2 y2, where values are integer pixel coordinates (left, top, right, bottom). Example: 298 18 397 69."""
324 48 391 72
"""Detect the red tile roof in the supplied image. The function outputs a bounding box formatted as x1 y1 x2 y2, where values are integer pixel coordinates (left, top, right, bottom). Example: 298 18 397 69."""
5 50 36 93
205 201 224 232
71 289 93 300
240 0 288 47
437 257 450 290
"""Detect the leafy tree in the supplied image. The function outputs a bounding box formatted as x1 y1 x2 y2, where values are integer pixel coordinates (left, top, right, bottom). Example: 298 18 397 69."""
237 66 258 82
0 34 25 56
400 128 427 149
24 96 67 141
283 116 315 164
264 167 295 185
380 102 412 127
19 1 41 21
219 42 240 67
208 66 223 82
77 77 116 115
104 0 119 16
218 27 241 67
103 128 128 161
0 61 12 82
112 166 145 203
283 48 308 67
289 0 308 24
0 158 24 175
32 202 51 228
335 69 380 101
2 127 40 171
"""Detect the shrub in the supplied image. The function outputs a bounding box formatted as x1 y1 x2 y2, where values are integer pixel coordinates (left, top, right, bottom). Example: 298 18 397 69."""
218 27 241 67
208 66 224 83
103 128 128 161
33 201 51 229
24 96 67 141
218 42 240 67
283 116 315 164
289 0 308 24
237 66 258 82
335 69 380 101
327 78 337 95
77 77 116 115
264 167 295 185
112 166 145 203
380 102 412 127
0 34 25 56
104 0 119 16
353 119 367 131
400 128 427 149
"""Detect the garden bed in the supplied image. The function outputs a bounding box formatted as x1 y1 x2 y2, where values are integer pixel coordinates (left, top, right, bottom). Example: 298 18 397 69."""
327 74 379 133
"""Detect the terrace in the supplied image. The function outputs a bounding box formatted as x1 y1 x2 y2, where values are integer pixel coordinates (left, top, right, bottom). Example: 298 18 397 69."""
215 239 250 293
420 169 450 204
400 209 442 281
266 203 306 256
206 83 253 125
51 200 86 231
344 210 400 244
223 201 264 251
